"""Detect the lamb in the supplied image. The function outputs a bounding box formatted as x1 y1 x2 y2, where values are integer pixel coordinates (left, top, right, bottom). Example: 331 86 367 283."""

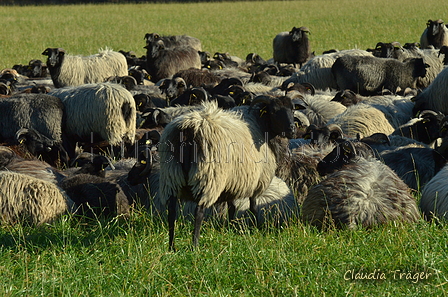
158 97 295 250
331 55 428 96
144 32 202 52
301 141 421 230
419 164 448 220
42 48 128 88
273 26 311 68
145 40 201 82
420 19 448 49
412 66 448 115
48 83 136 157
0 171 69 226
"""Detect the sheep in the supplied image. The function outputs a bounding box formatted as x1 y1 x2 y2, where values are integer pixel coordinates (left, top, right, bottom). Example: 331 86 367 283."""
420 19 448 49
377 44 444 89
379 145 446 191
412 66 448 115
144 32 202 52
391 110 444 146
419 164 448 220
297 93 347 127
327 103 395 138
282 49 372 91
0 171 69 226
145 40 202 82
158 97 295 250
331 55 428 96
0 145 64 185
0 93 66 161
42 48 128 88
301 141 421 230
60 173 130 219
172 68 221 88
273 26 311 68
48 83 136 157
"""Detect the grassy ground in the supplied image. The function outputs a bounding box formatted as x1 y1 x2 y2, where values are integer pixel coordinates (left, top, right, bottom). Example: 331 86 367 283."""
1 0 448 295
0 0 448 70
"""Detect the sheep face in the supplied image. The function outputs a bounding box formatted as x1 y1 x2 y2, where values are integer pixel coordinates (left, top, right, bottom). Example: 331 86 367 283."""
259 96 296 139
42 48 65 68
290 27 310 42
411 58 428 79
427 19 445 37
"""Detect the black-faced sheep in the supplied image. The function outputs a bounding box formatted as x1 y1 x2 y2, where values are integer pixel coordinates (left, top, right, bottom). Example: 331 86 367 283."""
0 171 68 226
144 32 202 52
145 40 202 82
420 19 448 49
273 26 311 67
412 66 448 115
159 97 295 250
42 48 128 88
283 49 373 91
302 141 421 230
331 55 428 96
48 83 136 157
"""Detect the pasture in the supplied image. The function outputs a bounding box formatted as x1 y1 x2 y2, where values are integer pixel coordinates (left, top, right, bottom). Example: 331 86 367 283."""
0 0 448 296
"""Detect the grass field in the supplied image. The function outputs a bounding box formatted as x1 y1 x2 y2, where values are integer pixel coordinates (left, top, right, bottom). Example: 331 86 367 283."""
1 0 448 296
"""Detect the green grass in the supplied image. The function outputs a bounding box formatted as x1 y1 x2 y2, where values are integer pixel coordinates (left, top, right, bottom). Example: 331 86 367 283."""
1 0 448 295
1 0 448 70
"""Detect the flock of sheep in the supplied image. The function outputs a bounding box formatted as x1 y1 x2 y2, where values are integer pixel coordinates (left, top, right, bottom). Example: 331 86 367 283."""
1 18 448 250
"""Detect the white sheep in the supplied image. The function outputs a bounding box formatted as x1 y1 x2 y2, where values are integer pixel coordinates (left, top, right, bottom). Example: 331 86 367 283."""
327 103 395 138
42 48 128 88
0 171 68 226
158 97 295 250
49 83 136 154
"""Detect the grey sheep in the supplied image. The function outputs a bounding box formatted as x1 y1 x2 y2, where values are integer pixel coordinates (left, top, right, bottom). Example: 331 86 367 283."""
159 97 295 250
49 83 136 149
42 48 128 88
145 40 202 82
273 26 311 67
420 19 448 49
283 49 373 90
144 32 202 52
419 164 448 220
0 171 68 226
301 141 421 230
412 66 448 115
331 55 428 96
380 145 446 191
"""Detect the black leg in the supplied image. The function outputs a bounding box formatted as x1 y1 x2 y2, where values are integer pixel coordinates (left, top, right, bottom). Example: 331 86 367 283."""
168 195 177 252
227 201 236 222
193 203 205 249
249 196 258 227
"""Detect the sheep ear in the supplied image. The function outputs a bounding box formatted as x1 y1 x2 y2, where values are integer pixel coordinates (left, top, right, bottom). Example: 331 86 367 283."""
42 48 50 55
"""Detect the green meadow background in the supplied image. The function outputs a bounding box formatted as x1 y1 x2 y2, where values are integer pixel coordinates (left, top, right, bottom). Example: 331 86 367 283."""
0 1 448 296
1 0 447 70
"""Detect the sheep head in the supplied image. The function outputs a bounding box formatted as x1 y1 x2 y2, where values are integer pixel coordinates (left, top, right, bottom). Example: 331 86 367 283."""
42 48 65 67
289 26 310 42
251 95 296 139
426 19 445 36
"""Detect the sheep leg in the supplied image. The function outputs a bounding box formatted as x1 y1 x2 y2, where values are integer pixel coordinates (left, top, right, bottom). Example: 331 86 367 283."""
192 203 205 248
168 195 177 252
227 201 236 222
249 196 258 226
